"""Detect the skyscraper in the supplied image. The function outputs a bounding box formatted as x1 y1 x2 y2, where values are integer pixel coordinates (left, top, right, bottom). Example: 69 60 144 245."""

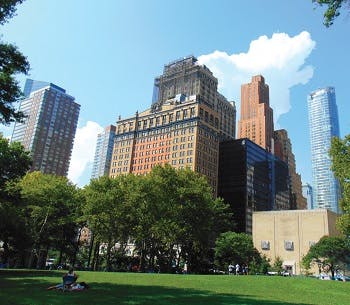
218 138 290 233
302 183 314 210
238 75 274 152
307 87 340 213
91 125 116 179
274 129 307 210
11 79 80 176
109 56 236 194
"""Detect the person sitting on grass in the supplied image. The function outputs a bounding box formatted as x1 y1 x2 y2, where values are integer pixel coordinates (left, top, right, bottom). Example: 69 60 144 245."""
47 267 79 291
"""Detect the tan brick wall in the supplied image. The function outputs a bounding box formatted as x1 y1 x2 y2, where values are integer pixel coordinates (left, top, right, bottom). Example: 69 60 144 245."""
253 209 340 275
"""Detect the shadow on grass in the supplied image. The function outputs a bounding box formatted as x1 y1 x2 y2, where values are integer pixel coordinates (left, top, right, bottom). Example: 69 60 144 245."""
0 270 313 305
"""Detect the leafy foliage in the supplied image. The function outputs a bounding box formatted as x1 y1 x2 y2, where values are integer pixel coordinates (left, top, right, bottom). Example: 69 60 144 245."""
0 0 25 25
214 231 260 272
18 171 82 268
83 165 232 273
272 256 283 273
330 135 350 235
0 0 29 125
0 135 31 266
0 135 31 193
313 0 350 27
302 236 350 277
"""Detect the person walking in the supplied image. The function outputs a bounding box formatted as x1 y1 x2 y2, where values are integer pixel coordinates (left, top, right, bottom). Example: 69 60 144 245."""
235 263 240 275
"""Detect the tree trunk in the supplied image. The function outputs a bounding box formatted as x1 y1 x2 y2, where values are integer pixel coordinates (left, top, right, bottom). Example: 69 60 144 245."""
72 227 82 268
87 233 94 270
92 241 100 271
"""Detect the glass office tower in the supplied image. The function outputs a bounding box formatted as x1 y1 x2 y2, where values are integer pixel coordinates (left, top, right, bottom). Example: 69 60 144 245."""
307 87 340 213
91 125 116 179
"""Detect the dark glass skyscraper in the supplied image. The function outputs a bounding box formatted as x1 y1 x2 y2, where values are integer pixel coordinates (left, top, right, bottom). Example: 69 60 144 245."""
218 138 290 233
307 87 340 213
11 79 80 176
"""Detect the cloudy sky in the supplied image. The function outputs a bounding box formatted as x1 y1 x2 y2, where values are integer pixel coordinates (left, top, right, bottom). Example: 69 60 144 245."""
1 0 349 187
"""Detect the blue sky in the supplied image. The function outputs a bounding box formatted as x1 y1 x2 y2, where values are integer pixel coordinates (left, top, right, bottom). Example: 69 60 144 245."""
1 0 349 187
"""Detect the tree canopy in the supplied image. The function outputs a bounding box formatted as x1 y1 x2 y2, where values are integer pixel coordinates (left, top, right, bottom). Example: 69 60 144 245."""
330 135 350 236
302 236 350 277
83 165 233 273
18 171 82 268
0 0 25 25
313 0 350 27
0 0 29 125
214 231 260 272
0 134 31 193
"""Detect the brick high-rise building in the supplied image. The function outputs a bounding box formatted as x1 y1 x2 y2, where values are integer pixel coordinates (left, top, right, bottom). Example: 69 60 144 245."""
11 79 80 176
109 56 236 195
274 129 307 210
238 75 274 152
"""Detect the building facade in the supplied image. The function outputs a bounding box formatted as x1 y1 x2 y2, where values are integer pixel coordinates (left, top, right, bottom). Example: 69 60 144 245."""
307 87 340 213
218 138 290 233
302 183 314 210
238 75 274 152
11 79 80 176
109 56 236 195
91 125 116 179
253 209 340 275
274 129 307 210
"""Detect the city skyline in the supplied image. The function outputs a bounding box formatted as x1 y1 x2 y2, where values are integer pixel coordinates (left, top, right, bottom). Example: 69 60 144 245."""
0 1 349 188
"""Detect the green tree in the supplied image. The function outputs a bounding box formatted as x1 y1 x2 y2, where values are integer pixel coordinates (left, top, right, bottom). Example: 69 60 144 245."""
0 135 31 266
214 232 257 272
1 0 30 125
330 135 350 235
302 236 350 278
83 175 138 271
18 171 81 269
0 0 25 25
83 165 231 273
0 135 31 195
272 256 284 274
313 0 350 27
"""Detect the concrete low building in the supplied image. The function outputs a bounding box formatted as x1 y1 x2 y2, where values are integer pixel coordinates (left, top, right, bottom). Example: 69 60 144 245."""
252 209 340 275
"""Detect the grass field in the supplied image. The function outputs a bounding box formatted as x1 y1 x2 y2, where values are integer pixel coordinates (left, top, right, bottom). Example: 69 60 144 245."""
0 269 349 305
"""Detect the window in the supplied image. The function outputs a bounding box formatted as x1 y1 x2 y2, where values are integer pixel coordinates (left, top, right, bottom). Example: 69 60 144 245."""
261 241 270 250
183 109 188 118
190 107 195 118
284 241 294 251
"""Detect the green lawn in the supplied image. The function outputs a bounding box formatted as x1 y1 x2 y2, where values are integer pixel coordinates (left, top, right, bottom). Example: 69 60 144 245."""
0 270 349 305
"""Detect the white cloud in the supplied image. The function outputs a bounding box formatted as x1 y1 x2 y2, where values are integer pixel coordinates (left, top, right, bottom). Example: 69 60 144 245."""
68 121 103 186
198 31 316 123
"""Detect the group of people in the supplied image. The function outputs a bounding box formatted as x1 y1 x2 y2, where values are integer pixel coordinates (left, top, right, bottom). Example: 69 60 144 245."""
47 267 89 291
228 263 248 275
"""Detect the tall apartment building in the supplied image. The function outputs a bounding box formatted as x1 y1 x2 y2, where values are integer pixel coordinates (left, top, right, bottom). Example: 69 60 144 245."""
302 183 314 210
11 79 80 176
238 75 274 152
109 56 236 194
274 129 307 210
307 87 340 213
91 125 116 179
218 138 290 233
